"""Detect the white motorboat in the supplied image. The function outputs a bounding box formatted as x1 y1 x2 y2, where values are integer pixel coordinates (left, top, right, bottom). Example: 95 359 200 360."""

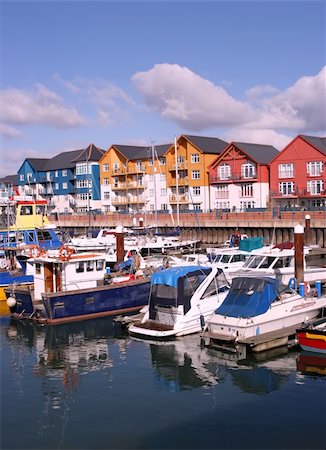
202 276 326 358
208 248 252 281
128 265 230 339
229 244 326 286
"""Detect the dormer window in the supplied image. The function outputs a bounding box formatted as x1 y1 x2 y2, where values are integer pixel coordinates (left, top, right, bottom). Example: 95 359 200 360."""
241 162 256 179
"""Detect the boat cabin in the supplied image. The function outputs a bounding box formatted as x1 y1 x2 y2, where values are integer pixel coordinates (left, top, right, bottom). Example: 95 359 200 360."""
32 252 107 301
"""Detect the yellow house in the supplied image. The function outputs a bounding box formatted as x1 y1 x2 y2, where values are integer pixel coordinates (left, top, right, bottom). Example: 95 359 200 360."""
164 135 228 212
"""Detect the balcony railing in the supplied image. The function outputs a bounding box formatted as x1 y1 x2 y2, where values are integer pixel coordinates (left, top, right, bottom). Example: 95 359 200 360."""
111 164 146 176
210 172 257 183
168 161 188 171
169 194 189 204
270 188 326 198
169 178 189 186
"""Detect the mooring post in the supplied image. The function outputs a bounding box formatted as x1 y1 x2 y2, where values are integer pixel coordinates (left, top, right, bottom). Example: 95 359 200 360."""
294 224 304 286
115 226 125 263
305 214 311 246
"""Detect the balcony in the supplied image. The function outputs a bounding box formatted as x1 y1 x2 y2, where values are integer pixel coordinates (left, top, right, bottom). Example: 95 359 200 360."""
168 161 188 171
169 194 189 204
169 178 189 187
210 172 257 184
270 188 326 198
111 167 127 176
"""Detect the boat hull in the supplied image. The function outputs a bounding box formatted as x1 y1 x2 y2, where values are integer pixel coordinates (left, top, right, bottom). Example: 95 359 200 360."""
6 278 151 324
296 329 326 354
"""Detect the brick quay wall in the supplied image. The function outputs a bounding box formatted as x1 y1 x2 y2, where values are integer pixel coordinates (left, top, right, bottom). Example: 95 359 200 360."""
49 209 326 247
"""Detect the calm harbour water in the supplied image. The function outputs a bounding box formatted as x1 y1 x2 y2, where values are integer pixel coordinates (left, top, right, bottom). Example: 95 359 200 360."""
1 316 325 450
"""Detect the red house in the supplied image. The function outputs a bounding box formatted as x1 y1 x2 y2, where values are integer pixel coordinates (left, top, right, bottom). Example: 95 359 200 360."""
269 135 326 209
208 142 278 211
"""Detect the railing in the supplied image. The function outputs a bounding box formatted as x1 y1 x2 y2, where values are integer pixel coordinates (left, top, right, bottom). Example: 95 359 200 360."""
210 172 257 183
169 194 189 204
270 189 326 198
168 161 188 171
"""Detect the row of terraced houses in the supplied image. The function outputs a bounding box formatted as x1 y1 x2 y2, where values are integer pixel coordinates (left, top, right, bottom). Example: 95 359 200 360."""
0 134 325 214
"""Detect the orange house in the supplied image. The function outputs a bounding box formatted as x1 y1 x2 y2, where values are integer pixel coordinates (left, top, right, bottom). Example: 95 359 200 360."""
164 135 228 212
269 135 326 209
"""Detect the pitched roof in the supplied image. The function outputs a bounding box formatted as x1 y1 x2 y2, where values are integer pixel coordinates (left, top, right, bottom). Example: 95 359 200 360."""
25 158 50 171
72 143 105 163
183 135 229 154
300 135 326 156
0 174 18 185
45 149 83 170
113 143 171 160
233 142 279 164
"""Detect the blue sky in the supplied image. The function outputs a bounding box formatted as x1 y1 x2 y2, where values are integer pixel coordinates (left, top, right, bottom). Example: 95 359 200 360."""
1 0 325 176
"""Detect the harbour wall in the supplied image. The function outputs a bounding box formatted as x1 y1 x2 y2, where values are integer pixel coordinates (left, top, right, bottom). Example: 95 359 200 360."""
50 209 326 247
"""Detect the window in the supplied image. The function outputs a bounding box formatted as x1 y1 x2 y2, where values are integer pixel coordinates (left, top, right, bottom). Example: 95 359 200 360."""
62 170 67 177
159 158 166 165
193 186 201 196
160 173 166 181
279 181 295 195
27 173 33 182
103 178 110 186
217 201 230 209
192 170 200 180
241 162 256 179
35 263 41 274
103 164 109 172
76 262 84 273
77 180 91 188
55 171 59 177
240 200 256 210
136 161 143 171
86 261 94 272
62 182 68 189
218 164 231 180
20 174 24 181
148 159 153 166
76 164 88 175
104 192 110 200
241 183 253 197
307 161 323 176
307 180 324 195
160 188 167 196
149 189 154 197
96 260 104 271
162 204 168 210
278 163 294 178
77 193 90 201
193 203 201 210
46 172 51 181
148 174 154 182
55 183 59 190
215 186 228 199
191 154 199 163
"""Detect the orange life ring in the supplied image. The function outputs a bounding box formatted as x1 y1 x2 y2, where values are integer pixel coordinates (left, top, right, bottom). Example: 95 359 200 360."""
59 245 74 261
26 244 45 258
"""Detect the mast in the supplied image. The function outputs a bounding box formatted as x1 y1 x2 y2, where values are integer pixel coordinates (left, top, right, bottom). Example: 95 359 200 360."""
151 142 158 233
174 136 180 230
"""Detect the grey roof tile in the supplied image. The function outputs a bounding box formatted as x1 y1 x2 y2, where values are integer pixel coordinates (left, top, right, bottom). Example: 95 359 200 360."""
233 142 279 164
183 135 229 154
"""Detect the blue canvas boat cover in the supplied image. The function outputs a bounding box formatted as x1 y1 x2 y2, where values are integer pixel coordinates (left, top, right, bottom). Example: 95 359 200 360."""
215 277 281 318
151 265 212 288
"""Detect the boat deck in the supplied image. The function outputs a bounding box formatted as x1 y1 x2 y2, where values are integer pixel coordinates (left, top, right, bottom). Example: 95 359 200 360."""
132 320 174 332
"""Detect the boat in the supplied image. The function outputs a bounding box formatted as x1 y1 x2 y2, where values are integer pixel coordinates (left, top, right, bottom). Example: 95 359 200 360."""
0 196 62 252
296 317 326 354
128 265 230 339
229 243 326 286
0 249 34 315
5 247 152 324
202 276 326 359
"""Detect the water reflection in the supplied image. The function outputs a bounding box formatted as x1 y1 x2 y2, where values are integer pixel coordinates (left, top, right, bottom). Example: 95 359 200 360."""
296 351 326 377
5 319 315 397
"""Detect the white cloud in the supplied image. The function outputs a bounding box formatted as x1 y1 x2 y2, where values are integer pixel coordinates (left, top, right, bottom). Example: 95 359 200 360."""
0 123 22 138
0 84 85 128
132 63 326 135
132 63 257 130
254 66 326 131
0 148 50 177
223 128 293 151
